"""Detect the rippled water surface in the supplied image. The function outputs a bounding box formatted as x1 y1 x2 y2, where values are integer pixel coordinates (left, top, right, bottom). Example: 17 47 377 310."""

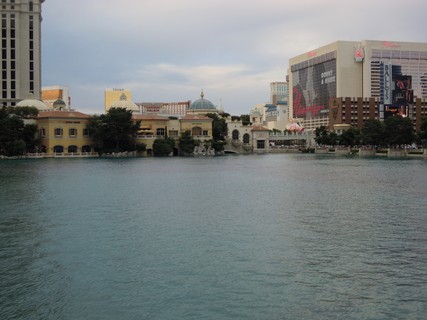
1 154 426 319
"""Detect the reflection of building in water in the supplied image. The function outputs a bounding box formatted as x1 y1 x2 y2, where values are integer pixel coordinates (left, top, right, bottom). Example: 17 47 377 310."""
289 40 427 132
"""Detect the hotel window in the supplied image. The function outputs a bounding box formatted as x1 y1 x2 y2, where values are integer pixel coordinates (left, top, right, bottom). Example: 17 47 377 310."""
69 128 77 137
156 128 165 136
54 128 63 137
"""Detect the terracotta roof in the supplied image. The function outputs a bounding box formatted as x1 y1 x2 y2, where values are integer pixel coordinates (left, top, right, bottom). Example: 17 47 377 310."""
251 125 269 131
38 110 91 119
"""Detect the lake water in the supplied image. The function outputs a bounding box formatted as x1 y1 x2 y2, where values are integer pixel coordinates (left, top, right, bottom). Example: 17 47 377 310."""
1 154 426 319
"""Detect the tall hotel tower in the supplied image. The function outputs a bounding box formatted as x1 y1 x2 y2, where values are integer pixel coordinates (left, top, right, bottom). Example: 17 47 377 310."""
1 0 44 107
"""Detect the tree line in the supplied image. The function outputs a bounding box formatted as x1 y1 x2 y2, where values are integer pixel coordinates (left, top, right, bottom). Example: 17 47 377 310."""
315 116 427 148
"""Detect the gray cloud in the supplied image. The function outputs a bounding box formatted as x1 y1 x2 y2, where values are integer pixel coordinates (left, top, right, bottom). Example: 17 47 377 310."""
42 0 427 114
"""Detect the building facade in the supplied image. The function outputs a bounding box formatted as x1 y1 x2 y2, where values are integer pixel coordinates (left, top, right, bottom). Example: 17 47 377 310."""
270 81 289 105
1 0 44 106
37 110 93 156
289 40 427 131
104 88 133 112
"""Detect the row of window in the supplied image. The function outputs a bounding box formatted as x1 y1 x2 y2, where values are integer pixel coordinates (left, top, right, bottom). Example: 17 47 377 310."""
50 145 92 154
138 127 209 137
1 1 34 11
40 128 90 138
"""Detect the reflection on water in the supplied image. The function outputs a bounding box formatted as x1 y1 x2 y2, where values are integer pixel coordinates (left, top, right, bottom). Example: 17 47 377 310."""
1 156 426 319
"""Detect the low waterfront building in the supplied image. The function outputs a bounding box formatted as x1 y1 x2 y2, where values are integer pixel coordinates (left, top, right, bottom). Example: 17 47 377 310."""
133 113 213 156
37 110 93 156
225 118 270 154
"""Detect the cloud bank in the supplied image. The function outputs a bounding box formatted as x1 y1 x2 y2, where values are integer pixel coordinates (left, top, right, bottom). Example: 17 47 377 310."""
42 0 427 114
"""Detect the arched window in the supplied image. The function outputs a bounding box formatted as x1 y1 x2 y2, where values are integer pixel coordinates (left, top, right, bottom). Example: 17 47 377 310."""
232 130 239 140
68 145 78 153
156 128 165 136
243 133 250 144
53 145 64 153
82 145 91 153
191 127 202 136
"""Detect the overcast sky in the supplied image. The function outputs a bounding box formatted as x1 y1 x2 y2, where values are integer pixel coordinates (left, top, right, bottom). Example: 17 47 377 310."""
41 0 427 115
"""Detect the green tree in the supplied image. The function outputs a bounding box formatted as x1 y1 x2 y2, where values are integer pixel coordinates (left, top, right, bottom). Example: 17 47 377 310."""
153 137 175 156
87 107 141 154
206 113 227 152
360 119 384 146
178 131 196 156
314 126 330 145
338 127 360 147
418 117 427 146
240 114 251 126
0 107 39 156
8 106 39 119
383 115 415 146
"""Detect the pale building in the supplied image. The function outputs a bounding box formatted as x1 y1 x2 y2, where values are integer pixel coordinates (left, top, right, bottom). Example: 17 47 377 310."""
110 93 140 113
270 82 289 105
104 88 133 112
1 0 45 106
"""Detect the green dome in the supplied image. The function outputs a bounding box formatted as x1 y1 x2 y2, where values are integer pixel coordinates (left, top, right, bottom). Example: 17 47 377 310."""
189 90 217 110
53 99 66 107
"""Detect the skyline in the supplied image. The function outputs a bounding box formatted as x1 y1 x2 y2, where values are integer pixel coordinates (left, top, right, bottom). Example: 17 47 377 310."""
41 0 427 115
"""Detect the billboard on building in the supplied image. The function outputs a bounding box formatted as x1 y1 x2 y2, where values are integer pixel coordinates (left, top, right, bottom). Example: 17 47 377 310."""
292 59 337 119
383 63 393 105
385 75 413 118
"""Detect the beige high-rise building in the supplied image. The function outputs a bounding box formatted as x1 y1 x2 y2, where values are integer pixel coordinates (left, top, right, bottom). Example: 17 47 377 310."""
104 88 133 112
1 0 44 106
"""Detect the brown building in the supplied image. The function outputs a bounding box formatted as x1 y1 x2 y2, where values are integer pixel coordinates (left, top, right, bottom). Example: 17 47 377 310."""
328 97 427 132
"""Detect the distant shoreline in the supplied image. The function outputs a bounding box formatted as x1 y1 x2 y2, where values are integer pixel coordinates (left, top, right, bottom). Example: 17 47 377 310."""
1 147 426 160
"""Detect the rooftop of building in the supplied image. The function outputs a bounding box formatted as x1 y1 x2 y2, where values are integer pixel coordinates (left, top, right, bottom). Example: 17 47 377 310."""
189 90 217 111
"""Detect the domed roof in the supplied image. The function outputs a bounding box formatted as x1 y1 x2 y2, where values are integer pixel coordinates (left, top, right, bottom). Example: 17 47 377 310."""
189 90 217 110
53 99 66 108
17 97 48 110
